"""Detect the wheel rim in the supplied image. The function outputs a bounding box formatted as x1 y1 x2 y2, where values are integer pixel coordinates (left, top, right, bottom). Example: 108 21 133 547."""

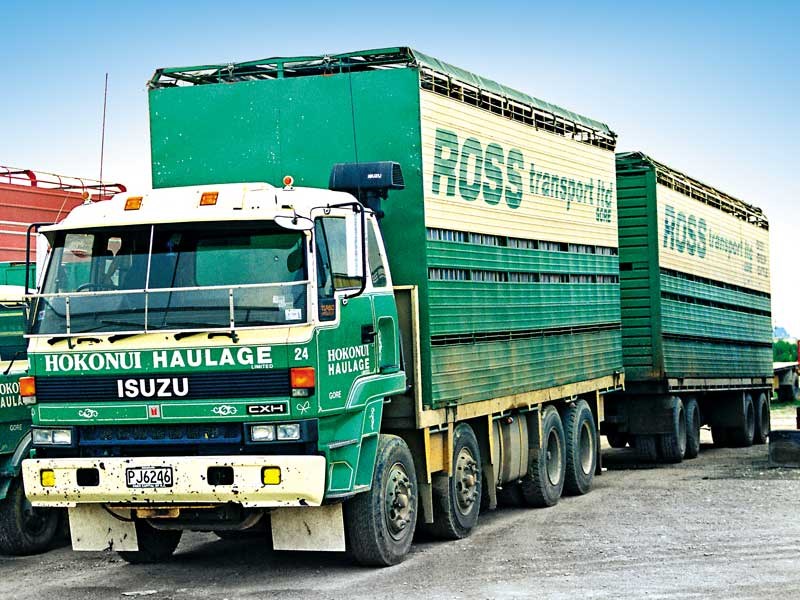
384 461 413 541
21 496 49 537
678 407 687 451
454 446 479 515
545 429 562 486
760 402 770 436
579 421 594 475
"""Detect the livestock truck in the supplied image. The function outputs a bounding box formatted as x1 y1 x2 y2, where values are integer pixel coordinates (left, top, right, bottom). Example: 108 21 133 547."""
21 47 624 565
0 169 124 555
604 152 772 461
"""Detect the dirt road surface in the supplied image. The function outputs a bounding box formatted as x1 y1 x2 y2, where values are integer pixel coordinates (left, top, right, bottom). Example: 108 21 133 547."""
2 407 799 600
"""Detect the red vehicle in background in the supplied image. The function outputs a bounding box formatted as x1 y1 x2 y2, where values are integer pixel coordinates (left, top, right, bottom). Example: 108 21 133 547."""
0 165 126 265
0 166 124 555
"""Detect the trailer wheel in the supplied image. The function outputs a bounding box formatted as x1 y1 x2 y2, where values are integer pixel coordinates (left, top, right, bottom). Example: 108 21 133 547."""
563 400 596 496
519 406 565 507
634 435 658 462
753 392 770 445
0 477 60 556
117 520 182 564
728 393 755 448
684 397 701 459
659 397 687 463
345 434 417 566
425 424 481 540
606 432 629 449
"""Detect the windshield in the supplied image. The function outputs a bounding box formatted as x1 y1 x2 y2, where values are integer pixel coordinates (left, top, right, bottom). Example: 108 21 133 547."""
31 222 308 335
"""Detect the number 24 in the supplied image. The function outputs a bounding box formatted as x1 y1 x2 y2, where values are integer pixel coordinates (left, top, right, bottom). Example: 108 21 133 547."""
294 347 309 361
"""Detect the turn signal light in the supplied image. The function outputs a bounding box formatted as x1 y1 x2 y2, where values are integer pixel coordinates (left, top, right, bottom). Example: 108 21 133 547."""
124 196 143 210
200 191 219 206
19 376 35 397
290 367 315 392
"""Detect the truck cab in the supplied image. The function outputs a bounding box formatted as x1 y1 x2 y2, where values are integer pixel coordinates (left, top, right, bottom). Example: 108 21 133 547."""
22 167 410 564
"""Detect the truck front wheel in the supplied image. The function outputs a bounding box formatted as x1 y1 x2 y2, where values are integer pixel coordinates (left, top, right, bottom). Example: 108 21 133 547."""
0 477 60 555
117 521 182 564
345 434 418 566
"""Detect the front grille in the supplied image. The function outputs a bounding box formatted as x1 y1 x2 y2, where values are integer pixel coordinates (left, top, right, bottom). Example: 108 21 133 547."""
36 369 291 402
78 423 242 446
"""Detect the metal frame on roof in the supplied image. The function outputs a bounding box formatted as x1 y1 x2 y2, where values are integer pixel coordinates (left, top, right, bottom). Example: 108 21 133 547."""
148 46 616 150
616 152 768 230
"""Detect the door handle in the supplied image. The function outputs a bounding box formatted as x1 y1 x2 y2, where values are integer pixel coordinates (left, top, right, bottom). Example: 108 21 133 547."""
361 324 376 344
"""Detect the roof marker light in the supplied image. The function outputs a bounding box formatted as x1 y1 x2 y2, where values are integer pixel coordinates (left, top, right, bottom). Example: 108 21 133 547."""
200 191 219 206
124 196 143 210
283 175 294 189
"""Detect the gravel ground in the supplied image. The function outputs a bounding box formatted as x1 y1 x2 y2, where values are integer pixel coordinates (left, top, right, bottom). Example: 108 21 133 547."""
2 406 799 600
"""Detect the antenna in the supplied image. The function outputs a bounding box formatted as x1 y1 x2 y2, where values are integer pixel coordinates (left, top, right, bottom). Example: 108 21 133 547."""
99 72 109 195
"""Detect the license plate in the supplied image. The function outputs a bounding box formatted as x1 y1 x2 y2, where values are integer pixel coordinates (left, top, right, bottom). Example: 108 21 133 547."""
125 466 174 489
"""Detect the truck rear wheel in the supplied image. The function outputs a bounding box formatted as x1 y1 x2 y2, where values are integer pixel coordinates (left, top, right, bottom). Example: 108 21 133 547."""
345 434 417 566
659 397 686 463
728 393 755 448
519 406 565 507
0 477 60 555
753 392 770 445
684 397 701 459
117 521 182 564
425 424 481 540
563 400 596 496
634 435 658 461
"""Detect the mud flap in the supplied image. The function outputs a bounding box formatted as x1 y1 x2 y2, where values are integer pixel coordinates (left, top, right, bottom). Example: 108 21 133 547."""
270 504 345 552
68 504 138 551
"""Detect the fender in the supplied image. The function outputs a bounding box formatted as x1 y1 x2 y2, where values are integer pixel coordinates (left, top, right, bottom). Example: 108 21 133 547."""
0 431 32 501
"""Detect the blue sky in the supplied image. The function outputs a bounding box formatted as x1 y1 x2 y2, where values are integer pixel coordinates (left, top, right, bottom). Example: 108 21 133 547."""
2 1 799 333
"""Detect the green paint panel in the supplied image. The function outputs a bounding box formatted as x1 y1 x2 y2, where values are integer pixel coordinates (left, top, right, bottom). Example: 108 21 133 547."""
428 281 620 335
431 330 621 405
616 153 772 386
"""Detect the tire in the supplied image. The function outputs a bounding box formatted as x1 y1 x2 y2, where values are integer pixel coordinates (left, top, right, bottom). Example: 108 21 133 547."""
0 477 60 556
753 392 770 445
519 406 566 507
426 424 481 540
728 393 755 448
117 520 182 564
634 435 658 462
684 397 701 459
606 432 629 449
711 425 730 448
563 400 597 496
659 396 687 463
344 434 417 566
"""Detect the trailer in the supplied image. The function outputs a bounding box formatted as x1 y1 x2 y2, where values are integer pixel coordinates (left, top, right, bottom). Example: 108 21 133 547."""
606 152 772 460
22 47 623 565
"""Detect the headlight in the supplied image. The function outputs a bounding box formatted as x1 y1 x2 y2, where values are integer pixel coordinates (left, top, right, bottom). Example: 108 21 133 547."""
32 427 73 446
250 424 275 442
276 423 301 441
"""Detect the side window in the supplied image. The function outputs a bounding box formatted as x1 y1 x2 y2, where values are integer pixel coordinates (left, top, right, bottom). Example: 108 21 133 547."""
315 219 336 321
367 221 388 288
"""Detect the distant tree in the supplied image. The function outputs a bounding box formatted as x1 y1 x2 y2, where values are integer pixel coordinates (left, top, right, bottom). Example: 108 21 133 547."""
774 340 798 362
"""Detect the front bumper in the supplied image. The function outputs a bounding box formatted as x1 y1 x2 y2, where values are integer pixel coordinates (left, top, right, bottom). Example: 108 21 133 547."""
22 454 326 508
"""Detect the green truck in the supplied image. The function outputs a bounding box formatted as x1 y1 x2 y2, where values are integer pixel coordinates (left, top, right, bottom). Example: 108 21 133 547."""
0 272 60 555
605 152 772 460
20 47 624 565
